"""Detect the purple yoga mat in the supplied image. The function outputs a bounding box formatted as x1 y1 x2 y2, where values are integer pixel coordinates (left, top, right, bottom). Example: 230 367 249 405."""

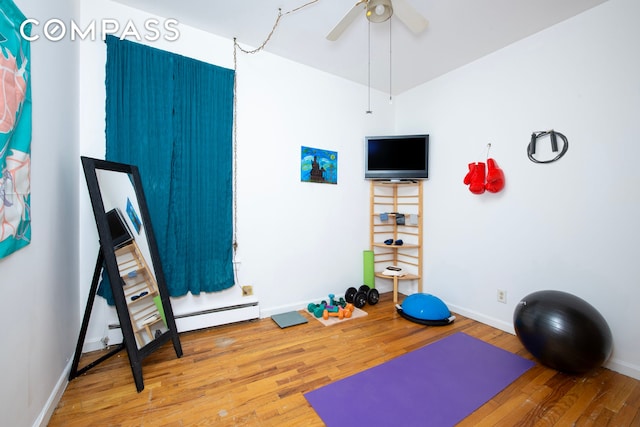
304 332 535 427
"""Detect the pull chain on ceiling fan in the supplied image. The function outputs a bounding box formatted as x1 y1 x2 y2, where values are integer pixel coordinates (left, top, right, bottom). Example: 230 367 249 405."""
365 7 394 114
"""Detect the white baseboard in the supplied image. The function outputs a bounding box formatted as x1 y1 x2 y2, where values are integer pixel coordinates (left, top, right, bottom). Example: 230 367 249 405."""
605 358 640 380
82 338 109 353
259 301 309 319
447 303 515 334
34 359 71 427
448 303 640 381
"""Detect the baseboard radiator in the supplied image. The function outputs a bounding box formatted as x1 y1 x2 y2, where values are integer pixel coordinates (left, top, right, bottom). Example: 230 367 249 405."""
106 300 260 345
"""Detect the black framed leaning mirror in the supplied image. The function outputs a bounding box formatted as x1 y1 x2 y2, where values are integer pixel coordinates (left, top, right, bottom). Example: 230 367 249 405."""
70 156 182 392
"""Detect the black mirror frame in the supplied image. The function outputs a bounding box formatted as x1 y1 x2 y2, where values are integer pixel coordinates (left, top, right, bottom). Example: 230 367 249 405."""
71 156 182 392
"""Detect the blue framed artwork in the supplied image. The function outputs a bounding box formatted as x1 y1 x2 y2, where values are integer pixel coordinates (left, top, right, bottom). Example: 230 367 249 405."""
126 197 142 234
301 146 337 184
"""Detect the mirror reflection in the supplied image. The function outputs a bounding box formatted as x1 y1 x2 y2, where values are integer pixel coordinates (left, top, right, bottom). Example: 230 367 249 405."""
97 169 168 349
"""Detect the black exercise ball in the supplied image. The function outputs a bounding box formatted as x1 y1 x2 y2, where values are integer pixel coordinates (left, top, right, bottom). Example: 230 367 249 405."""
513 290 612 374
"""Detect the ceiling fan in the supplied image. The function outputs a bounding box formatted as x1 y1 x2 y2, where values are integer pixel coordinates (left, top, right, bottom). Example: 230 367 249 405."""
326 0 428 41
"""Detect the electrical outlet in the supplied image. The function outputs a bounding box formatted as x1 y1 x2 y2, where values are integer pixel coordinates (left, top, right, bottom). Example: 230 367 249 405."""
497 289 507 304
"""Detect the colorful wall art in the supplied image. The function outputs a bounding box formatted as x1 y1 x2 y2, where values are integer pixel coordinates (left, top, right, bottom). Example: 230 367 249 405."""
0 1 32 260
301 146 337 185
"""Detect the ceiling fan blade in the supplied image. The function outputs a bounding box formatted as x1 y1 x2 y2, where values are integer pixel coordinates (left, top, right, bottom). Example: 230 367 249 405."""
326 1 367 41
392 0 429 34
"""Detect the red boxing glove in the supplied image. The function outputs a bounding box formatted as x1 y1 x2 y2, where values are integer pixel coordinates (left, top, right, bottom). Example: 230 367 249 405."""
466 162 485 194
485 158 505 193
463 163 476 185
469 162 486 194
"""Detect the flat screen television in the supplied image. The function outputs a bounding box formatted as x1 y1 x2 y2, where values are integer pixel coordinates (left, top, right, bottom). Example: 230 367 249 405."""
364 134 429 180
106 208 133 249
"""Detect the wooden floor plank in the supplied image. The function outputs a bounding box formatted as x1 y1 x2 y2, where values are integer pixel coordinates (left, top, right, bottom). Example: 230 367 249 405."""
50 292 640 426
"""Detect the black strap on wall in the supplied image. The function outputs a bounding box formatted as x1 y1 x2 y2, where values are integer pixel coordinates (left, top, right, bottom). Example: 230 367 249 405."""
527 130 569 164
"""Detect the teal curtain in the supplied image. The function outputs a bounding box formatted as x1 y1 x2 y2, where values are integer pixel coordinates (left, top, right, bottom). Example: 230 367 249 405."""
105 36 235 296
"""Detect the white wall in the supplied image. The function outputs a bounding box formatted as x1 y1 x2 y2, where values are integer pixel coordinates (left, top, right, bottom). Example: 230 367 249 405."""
0 0 80 426
78 1 395 347
395 0 640 379
232 40 396 314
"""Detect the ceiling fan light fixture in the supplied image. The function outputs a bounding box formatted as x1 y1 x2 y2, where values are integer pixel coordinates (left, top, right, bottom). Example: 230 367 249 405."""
366 0 393 23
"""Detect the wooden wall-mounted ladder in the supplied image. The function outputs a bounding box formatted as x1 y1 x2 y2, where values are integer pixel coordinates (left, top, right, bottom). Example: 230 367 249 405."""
115 241 166 347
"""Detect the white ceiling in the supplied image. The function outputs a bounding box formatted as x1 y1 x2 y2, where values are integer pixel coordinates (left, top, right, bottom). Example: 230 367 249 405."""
112 0 608 95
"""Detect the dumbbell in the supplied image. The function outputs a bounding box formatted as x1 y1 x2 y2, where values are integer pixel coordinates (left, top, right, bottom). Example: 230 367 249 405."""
307 301 327 318
359 285 380 305
323 303 355 320
329 294 347 309
345 285 380 308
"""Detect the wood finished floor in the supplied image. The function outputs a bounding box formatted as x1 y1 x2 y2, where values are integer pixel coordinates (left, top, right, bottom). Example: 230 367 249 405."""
49 292 640 426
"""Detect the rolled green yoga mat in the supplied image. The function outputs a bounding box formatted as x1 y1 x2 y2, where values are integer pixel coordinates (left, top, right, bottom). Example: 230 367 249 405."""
363 250 375 288
153 295 167 326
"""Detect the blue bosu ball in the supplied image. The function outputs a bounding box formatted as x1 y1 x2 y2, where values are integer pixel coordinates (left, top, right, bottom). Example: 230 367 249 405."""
397 293 455 326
